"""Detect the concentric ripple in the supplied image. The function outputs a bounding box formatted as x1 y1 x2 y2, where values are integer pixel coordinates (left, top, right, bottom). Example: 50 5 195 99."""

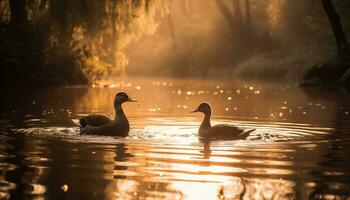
1 77 350 199
2 115 349 199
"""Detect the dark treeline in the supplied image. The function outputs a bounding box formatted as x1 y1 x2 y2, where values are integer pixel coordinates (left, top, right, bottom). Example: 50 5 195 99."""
0 0 164 88
1 0 350 88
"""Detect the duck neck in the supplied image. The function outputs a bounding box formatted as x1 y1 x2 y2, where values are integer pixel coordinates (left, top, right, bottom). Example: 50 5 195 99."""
200 111 212 130
114 103 128 123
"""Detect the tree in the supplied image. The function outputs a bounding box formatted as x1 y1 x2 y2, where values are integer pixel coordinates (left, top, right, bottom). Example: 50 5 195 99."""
302 0 350 85
9 0 27 25
321 0 350 84
215 0 252 41
244 0 252 33
321 0 349 59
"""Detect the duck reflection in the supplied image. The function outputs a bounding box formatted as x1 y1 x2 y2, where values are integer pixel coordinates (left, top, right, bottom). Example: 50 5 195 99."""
200 140 212 159
109 143 183 199
43 141 137 199
113 143 133 178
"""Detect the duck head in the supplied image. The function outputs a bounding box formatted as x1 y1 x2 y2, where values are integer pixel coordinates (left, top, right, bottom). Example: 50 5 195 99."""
114 92 137 106
191 103 211 115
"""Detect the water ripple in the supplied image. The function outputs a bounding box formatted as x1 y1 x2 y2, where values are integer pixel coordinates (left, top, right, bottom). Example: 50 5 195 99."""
2 116 349 199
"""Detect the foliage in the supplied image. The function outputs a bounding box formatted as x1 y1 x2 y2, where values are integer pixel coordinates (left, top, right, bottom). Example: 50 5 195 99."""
234 0 350 81
0 0 169 86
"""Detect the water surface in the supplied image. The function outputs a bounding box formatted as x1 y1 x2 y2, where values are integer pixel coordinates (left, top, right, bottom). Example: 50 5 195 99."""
1 77 350 199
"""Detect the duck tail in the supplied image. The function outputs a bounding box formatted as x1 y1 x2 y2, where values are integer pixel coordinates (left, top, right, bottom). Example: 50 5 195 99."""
245 129 256 135
72 119 82 127
239 129 256 138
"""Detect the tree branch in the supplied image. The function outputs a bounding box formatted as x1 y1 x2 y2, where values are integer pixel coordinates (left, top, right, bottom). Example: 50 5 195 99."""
215 0 236 32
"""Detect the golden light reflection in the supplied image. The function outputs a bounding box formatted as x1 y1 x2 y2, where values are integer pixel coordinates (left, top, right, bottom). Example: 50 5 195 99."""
98 138 306 200
4 77 346 199
70 77 340 130
170 181 239 200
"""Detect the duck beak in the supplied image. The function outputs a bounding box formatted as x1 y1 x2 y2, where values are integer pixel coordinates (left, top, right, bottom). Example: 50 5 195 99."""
191 108 199 113
127 98 138 102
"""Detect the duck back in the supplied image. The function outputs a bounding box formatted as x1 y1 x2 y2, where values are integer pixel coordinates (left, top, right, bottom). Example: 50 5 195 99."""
200 124 252 140
79 114 113 127
81 121 130 137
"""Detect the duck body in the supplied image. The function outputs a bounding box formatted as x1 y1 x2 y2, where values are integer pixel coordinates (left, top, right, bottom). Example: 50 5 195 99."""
80 119 130 137
192 103 255 140
77 92 136 137
79 114 113 127
199 124 253 140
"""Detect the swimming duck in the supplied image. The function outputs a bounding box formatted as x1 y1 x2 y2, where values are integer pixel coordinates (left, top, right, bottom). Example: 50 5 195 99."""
77 92 137 137
191 103 255 140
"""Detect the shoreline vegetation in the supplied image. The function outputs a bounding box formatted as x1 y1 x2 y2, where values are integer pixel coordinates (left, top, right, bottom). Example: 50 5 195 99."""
0 0 168 89
300 0 350 87
0 24 88 89
0 0 349 90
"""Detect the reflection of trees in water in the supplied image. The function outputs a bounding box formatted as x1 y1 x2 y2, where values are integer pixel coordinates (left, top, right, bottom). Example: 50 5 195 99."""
0 87 88 128
4 135 134 199
2 129 181 199
302 88 350 199
3 134 26 199
4 134 47 199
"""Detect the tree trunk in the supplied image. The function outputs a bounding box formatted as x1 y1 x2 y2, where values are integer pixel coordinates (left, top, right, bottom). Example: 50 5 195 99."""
215 0 236 33
339 68 350 84
9 0 27 25
245 0 251 32
321 0 349 58
167 13 176 48
180 0 191 17
232 0 243 32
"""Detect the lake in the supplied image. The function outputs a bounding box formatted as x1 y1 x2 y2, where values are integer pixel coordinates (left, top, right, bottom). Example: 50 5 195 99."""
1 77 350 199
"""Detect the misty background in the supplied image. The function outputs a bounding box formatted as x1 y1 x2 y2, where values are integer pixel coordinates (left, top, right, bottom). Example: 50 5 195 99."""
126 0 350 81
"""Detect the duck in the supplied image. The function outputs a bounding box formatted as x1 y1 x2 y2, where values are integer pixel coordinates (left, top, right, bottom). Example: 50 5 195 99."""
191 103 255 140
76 92 137 137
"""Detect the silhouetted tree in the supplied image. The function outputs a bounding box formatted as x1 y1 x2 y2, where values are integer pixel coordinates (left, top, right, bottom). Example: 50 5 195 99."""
244 0 251 33
1 0 163 87
321 0 349 59
233 0 243 31
321 0 350 84
215 0 254 55
215 0 253 40
215 0 236 33
9 0 27 25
